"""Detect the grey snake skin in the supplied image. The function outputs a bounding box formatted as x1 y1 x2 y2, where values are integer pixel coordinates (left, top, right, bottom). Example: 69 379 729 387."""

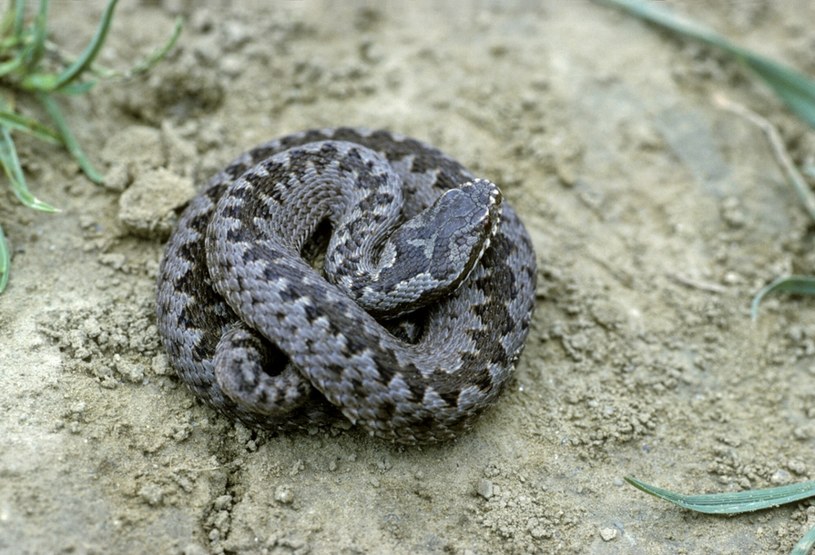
156 128 536 443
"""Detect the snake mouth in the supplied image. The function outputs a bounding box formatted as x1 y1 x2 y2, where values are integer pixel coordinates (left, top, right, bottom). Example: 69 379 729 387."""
472 181 502 252
485 185 503 238
452 180 503 289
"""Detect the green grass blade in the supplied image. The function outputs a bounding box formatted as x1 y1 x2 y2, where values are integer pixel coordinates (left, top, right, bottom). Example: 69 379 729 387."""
0 48 26 77
0 224 8 293
598 0 722 45
740 54 815 107
125 16 181 77
23 0 118 91
0 109 61 143
751 275 815 320
626 476 815 515
57 80 96 96
89 16 182 81
793 523 815 555
20 0 48 71
0 124 57 211
0 1 26 75
37 93 102 184
0 0 25 49
1 0 21 38
11 0 26 38
734 52 815 129
598 0 815 129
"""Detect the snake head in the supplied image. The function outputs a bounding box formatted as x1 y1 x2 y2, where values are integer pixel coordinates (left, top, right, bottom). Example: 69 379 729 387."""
432 178 503 282
353 178 504 319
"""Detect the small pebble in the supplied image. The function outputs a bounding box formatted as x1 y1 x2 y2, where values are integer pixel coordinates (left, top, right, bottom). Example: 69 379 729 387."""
138 483 164 506
771 469 791 484
274 485 294 504
477 478 494 500
600 527 618 541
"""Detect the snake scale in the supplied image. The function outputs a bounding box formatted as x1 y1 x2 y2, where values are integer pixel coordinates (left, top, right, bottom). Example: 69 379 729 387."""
156 128 536 444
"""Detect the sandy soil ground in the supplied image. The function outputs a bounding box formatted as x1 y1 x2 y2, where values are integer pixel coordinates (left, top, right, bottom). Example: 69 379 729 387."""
2 1 815 553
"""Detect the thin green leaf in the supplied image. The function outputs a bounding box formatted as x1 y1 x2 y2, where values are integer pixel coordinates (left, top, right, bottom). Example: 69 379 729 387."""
23 0 118 92
0 1 28 75
0 123 57 212
598 0 721 45
738 54 815 129
57 80 96 96
20 0 48 72
0 0 25 49
0 109 61 143
626 476 815 515
598 0 815 129
88 16 182 81
11 0 25 37
125 16 181 77
0 2 14 37
37 93 102 184
751 275 815 321
0 49 26 77
0 224 8 293
792 523 815 555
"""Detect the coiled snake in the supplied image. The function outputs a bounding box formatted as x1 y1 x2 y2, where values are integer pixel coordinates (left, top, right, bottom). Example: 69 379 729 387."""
156 128 536 443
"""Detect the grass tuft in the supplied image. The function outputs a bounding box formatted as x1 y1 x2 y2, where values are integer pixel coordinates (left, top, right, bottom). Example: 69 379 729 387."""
0 0 181 293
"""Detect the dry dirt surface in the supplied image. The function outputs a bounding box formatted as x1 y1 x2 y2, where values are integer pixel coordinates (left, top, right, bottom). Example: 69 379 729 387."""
2 1 815 553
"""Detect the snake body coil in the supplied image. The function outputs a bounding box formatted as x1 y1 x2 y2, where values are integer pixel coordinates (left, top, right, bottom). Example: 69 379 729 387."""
156 128 536 443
